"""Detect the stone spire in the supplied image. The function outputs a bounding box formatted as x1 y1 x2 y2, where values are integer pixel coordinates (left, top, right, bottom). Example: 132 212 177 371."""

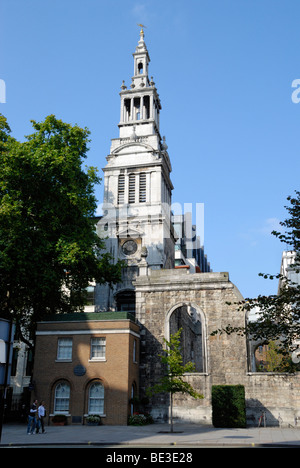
117 29 162 142
131 26 151 89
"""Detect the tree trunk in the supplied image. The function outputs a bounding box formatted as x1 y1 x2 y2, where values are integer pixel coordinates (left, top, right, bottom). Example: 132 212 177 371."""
170 392 173 433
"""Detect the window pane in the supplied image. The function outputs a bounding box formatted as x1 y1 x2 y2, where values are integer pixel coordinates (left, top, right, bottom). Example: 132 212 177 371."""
91 338 106 359
88 383 104 414
57 338 72 360
54 382 70 412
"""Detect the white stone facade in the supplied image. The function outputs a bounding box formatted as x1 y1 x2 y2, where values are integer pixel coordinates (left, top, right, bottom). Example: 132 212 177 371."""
96 29 175 312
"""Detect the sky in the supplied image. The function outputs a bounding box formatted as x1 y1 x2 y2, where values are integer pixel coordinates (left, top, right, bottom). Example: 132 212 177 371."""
1 0 300 300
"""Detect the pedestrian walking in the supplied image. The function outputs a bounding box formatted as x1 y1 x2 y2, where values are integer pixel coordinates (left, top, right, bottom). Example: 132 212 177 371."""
27 400 38 435
37 401 46 434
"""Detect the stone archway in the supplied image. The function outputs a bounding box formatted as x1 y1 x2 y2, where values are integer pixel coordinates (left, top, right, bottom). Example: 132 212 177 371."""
165 302 207 373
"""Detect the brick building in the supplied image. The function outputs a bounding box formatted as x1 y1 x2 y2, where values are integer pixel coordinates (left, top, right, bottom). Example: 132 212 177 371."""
32 312 139 425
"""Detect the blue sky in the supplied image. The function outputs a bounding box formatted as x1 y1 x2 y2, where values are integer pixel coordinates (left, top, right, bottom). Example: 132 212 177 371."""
1 0 300 300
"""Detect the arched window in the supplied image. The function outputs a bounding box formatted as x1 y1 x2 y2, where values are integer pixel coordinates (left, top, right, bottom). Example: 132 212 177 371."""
88 382 104 414
54 382 70 413
166 304 207 373
138 62 144 74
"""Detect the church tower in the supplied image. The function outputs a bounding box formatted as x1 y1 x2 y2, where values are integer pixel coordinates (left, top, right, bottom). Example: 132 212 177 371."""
97 28 175 313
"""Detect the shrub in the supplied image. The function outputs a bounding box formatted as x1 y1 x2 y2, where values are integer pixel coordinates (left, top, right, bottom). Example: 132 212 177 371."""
212 384 246 428
128 412 154 426
86 414 102 425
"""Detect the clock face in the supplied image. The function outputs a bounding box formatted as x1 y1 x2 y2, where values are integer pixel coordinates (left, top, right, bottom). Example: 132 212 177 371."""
122 239 138 256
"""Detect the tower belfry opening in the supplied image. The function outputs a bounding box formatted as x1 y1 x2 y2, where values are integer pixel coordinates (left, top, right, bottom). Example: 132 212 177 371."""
138 62 143 74
117 27 162 136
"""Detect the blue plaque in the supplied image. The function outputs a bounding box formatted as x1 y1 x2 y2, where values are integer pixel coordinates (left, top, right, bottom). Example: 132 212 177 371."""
73 364 86 376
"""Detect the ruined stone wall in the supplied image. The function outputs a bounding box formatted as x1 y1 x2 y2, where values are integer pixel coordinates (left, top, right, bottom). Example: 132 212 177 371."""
244 373 300 427
134 270 247 423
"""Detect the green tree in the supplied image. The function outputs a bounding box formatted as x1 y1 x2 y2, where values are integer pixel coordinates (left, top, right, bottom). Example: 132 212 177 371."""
147 328 203 432
211 191 300 364
258 341 283 372
258 341 299 373
0 114 122 346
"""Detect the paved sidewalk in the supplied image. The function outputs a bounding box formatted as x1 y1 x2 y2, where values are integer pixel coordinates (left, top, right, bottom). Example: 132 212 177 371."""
1 423 300 447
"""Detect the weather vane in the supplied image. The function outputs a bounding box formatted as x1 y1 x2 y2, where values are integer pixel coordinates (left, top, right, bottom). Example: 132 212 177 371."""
137 23 147 32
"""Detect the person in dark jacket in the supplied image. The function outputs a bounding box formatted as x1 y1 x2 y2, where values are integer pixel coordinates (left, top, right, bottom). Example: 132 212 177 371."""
27 400 38 434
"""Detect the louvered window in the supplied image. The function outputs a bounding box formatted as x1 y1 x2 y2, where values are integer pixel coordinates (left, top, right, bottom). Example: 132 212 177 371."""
128 174 136 204
139 173 146 202
118 174 125 204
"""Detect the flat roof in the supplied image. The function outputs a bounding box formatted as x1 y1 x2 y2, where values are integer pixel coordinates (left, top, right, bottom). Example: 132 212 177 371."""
38 311 136 323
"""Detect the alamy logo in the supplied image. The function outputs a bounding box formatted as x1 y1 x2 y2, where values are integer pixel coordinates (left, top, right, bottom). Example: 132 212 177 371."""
291 79 300 103
0 79 6 103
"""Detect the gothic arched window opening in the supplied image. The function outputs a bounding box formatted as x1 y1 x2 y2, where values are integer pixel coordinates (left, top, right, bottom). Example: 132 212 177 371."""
168 304 206 373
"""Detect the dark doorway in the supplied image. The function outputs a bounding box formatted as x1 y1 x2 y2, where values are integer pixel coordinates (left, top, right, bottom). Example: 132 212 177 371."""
116 290 136 316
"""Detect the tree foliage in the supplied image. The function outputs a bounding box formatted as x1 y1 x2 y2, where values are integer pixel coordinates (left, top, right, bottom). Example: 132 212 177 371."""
257 341 298 373
272 191 300 252
0 114 122 344
211 191 300 362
